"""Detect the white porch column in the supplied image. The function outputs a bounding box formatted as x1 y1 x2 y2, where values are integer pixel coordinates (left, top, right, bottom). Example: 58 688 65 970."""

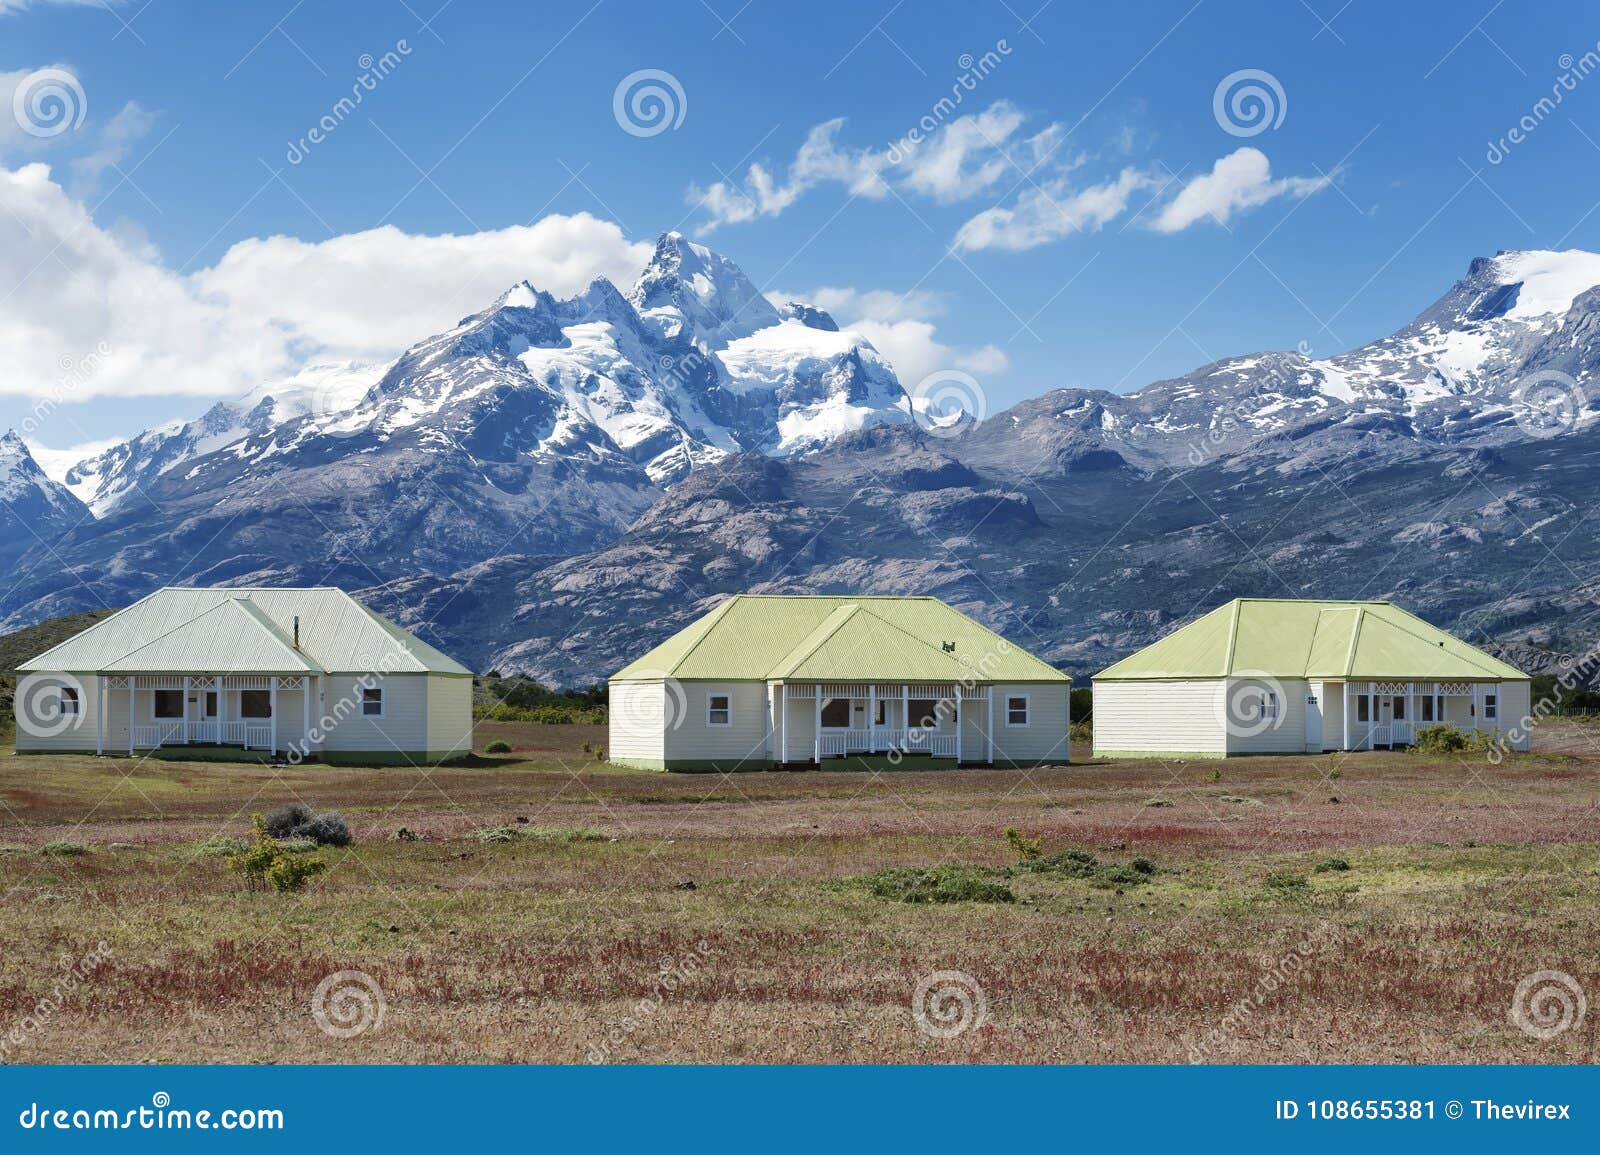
1342 684 1350 750
219 678 229 742
1471 684 1481 734
813 689 821 764
1407 684 1415 744
182 675 190 744
868 684 876 754
128 675 135 755
270 679 278 754
1368 686 1376 749
987 686 995 764
95 675 103 756
955 689 963 765
901 684 909 748
779 683 786 764
301 677 310 757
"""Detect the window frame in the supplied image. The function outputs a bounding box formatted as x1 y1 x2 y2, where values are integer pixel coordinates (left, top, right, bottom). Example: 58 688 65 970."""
59 686 79 717
1392 695 1406 721
1005 693 1031 728
1260 690 1279 720
361 685 385 719
240 689 273 719
818 697 851 730
152 689 185 720
1483 692 1497 721
705 688 732 728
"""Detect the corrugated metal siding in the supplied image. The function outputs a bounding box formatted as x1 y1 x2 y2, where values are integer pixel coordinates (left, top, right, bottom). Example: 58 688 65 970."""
425 675 473 756
1093 680 1228 756
18 587 470 676
608 682 666 765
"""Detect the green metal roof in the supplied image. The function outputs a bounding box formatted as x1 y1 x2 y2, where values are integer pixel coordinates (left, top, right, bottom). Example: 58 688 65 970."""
1094 599 1529 682
612 595 1068 683
18 587 472 676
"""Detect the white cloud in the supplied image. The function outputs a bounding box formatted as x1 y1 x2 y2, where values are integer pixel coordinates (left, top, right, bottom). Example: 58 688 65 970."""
24 435 121 480
0 0 112 14
0 161 652 402
954 167 1155 252
689 118 892 229
798 285 1008 386
68 99 156 191
1149 147 1330 233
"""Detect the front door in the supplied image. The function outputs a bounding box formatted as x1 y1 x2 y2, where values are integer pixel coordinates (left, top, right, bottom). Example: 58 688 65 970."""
1304 690 1322 752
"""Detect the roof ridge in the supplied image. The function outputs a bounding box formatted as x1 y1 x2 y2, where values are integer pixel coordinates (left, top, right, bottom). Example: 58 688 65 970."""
1359 605 1512 677
16 589 157 670
769 603 862 678
99 597 319 673
659 596 742 676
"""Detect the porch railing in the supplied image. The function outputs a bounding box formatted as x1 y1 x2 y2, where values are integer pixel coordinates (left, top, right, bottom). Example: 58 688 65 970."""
131 722 185 749
131 720 274 750
813 728 960 758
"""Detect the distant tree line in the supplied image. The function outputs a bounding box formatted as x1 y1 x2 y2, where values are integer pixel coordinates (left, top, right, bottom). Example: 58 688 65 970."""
474 674 608 724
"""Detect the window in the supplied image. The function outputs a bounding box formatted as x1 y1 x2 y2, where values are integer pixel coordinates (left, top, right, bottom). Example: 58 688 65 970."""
819 698 851 728
205 691 218 718
361 687 384 717
1356 696 1370 722
706 691 731 727
874 700 888 726
58 686 79 716
1419 696 1435 722
1006 695 1030 727
1259 691 1279 720
908 698 955 729
153 690 184 719
1483 693 1497 721
240 690 272 719
1392 696 1406 721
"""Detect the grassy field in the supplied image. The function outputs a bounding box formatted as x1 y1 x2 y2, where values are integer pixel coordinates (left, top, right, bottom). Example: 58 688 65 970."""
1 719 1597 1064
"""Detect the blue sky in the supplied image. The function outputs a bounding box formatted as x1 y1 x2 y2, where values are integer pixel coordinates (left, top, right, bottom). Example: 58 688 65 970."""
3 0 1600 461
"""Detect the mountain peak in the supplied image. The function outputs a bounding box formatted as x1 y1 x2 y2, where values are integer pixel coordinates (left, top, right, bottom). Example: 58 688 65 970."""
628 230 778 345
0 428 25 454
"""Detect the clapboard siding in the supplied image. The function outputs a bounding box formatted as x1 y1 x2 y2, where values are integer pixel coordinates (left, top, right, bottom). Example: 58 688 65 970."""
1093 680 1228 756
988 683 1071 763
319 674 428 752
663 681 770 766
1224 677 1308 754
425 675 473 756
607 681 666 767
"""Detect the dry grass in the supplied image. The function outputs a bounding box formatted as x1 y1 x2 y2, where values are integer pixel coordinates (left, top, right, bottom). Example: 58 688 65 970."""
1 720 1597 1064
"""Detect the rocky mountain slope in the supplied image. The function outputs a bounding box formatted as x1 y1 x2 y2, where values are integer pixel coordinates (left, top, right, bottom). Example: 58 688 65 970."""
4 246 1599 682
0 432 90 575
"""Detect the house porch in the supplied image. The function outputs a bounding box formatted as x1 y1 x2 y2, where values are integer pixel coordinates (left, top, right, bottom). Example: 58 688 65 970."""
770 681 994 765
94 674 317 757
1334 680 1503 751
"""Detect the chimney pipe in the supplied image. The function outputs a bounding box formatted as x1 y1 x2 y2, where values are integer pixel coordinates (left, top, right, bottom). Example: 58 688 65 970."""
293 616 300 650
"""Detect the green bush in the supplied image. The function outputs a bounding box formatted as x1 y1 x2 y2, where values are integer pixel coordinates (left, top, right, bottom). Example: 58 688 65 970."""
1409 724 1492 755
1314 856 1351 873
39 840 89 857
1142 797 1173 808
1013 846 1154 888
484 739 511 754
226 817 327 893
1004 826 1042 860
475 824 606 845
858 866 1016 904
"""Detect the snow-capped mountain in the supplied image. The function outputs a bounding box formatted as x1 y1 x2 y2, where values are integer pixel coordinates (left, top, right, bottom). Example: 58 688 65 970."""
987 249 1600 472
0 431 90 573
62 361 382 516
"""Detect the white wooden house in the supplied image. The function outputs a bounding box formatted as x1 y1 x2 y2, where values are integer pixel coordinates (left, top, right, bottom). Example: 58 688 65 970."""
1092 598 1532 758
13 587 473 764
609 594 1071 771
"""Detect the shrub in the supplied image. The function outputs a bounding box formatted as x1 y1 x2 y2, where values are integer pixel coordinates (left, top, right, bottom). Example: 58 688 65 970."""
1142 797 1173 808
1004 826 1042 860
226 817 327 893
474 826 521 844
859 866 1015 904
475 824 606 845
262 803 312 840
1015 847 1153 888
1314 856 1351 873
185 836 249 859
1131 857 1156 875
261 803 352 846
1218 795 1263 806
1264 870 1310 892
300 813 352 847
39 840 88 857
484 739 511 754
1409 724 1491 755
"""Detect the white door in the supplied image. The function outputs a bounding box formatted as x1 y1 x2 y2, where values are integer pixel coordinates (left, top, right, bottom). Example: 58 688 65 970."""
1304 689 1322 752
